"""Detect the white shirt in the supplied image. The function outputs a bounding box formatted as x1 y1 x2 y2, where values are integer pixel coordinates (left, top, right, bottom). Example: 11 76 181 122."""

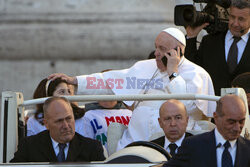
51 137 69 160
78 108 132 152
76 58 216 150
163 133 185 154
215 128 237 167
225 29 250 63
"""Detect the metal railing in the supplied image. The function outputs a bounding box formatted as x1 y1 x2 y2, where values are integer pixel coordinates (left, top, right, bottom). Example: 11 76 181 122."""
1 88 249 164
21 93 221 106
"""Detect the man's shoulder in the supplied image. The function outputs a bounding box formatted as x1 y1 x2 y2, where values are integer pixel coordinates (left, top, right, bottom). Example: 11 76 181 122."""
202 31 227 42
74 132 104 153
74 132 105 161
151 136 165 144
137 58 156 63
185 132 193 138
238 136 250 147
75 132 102 145
26 130 48 140
183 131 213 145
19 130 49 147
182 57 211 77
133 59 156 68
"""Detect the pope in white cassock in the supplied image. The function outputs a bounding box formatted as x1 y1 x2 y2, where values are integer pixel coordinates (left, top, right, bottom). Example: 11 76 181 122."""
48 27 216 150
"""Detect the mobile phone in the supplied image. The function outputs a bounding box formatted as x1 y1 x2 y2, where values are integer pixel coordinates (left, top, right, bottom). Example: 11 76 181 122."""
161 56 168 66
161 47 183 66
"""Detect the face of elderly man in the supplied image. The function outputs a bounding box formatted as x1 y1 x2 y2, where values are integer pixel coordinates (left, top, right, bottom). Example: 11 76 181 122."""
158 100 189 143
228 6 250 37
214 95 246 141
154 31 185 72
44 98 75 143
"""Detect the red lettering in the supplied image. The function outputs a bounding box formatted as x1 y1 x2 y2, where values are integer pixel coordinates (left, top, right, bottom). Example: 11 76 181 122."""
105 116 131 126
115 116 122 124
106 78 114 89
86 77 97 89
115 79 124 89
105 116 115 126
97 79 106 89
121 116 130 126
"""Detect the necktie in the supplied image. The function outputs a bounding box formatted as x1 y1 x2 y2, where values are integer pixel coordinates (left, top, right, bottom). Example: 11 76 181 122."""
168 143 178 157
227 36 241 73
222 141 233 167
57 143 66 162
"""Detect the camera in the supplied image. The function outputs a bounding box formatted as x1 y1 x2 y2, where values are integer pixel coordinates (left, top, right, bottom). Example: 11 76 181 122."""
174 0 231 34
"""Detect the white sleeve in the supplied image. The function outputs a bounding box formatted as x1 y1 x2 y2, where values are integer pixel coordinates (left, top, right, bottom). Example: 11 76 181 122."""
166 75 204 117
166 75 187 94
26 117 44 136
81 116 95 139
76 73 114 95
26 118 36 136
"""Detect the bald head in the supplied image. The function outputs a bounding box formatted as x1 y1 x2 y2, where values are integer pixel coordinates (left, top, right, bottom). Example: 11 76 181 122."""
214 94 246 141
158 99 188 142
159 99 187 117
43 97 75 143
216 94 246 117
43 97 72 119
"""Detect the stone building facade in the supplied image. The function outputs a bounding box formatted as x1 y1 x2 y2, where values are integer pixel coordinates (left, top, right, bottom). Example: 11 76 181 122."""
0 0 181 100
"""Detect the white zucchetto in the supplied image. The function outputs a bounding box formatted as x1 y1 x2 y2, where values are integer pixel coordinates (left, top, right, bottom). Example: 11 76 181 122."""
162 27 186 46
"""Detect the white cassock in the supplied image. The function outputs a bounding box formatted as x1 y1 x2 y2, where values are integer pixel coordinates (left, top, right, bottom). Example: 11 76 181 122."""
76 57 216 150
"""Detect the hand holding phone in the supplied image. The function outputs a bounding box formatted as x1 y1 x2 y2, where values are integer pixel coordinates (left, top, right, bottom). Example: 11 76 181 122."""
161 47 183 66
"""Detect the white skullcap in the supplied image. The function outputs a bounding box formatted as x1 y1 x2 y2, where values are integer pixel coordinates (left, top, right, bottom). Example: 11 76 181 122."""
162 28 186 46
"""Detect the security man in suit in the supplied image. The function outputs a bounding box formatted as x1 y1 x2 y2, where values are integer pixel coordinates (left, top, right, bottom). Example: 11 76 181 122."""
185 0 250 95
151 99 192 158
10 97 105 162
164 94 250 167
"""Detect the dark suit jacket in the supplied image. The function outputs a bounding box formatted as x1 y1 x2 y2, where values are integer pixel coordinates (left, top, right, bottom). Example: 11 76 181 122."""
151 132 193 148
185 31 250 95
164 130 250 167
10 130 105 162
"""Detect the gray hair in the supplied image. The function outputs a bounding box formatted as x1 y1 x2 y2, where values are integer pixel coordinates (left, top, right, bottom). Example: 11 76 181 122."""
231 0 250 9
